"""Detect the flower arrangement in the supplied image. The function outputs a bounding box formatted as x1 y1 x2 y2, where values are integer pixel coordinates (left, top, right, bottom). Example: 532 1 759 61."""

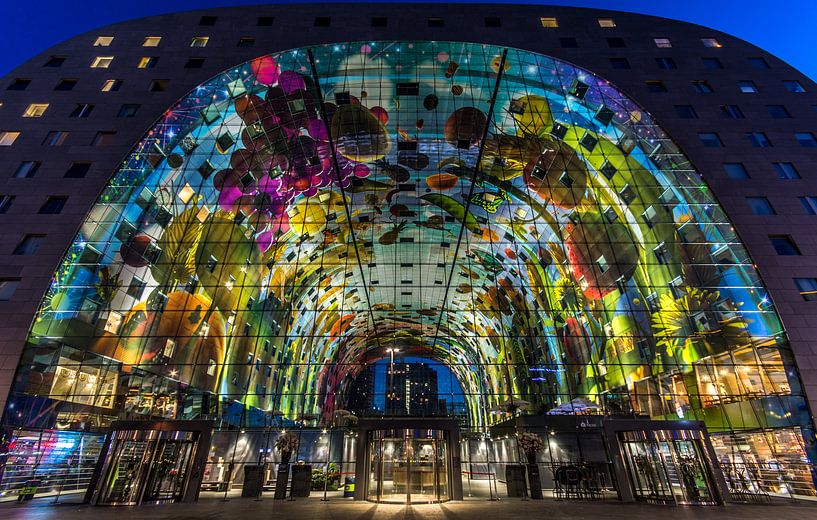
275 431 300 453
517 432 544 455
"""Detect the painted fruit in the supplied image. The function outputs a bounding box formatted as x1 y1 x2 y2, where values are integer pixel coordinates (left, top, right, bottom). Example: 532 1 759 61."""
562 317 593 366
426 173 459 190
510 95 554 137
444 107 487 148
481 135 539 181
565 212 639 300
119 235 153 267
288 199 328 236
523 140 588 209
331 104 392 162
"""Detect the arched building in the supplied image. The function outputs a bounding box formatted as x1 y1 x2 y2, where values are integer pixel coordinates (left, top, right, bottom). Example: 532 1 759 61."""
0 3 816 506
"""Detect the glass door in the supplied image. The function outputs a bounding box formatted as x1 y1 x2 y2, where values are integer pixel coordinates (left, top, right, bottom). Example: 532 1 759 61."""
97 439 152 505
667 440 716 504
621 440 674 502
143 440 195 501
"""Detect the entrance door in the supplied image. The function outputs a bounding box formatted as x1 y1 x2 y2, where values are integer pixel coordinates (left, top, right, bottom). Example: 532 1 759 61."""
143 440 195 501
366 429 449 503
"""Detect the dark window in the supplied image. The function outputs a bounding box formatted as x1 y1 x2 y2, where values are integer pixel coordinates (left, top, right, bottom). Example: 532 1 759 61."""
371 16 387 27
314 16 331 27
149 79 169 92
256 16 274 26
720 104 744 119
698 132 723 147
199 15 217 26
646 80 667 92
126 276 146 299
795 132 817 147
702 57 723 69
185 57 205 69
770 235 801 255
428 17 444 27
54 79 77 91
39 196 67 214
237 37 256 47
0 195 13 214
606 37 625 48
117 104 140 118
674 105 697 119
43 131 69 146
766 105 791 118
799 196 817 215
0 278 20 300
691 80 714 93
92 131 116 146
13 234 45 255
65 162 91 178
69 103 94 118
138 56 159 69
794 278 817 301
738 80 758 93
484 17 501 27
656 57 677 69
746 131 772 147
44 56 65 67
13 161 40 178
748 57 770 69
784 80 805 93
559 37 578 48
746 197 776 215
7 78 30 90
723 163 749 179
773 162 800 179
609 57 630 70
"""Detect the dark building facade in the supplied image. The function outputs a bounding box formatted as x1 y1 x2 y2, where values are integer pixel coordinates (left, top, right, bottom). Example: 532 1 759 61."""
0 3 816 506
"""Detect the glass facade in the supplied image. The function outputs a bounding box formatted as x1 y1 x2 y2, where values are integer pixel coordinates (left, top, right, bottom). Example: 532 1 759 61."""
1 40 815 499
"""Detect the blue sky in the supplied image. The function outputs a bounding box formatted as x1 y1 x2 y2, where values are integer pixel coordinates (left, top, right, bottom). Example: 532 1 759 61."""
1 1 815 79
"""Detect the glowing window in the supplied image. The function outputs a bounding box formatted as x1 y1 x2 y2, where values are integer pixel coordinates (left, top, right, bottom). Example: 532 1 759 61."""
101 79 123 92
90 56 114 68
93 36 114 46
701 37 722 48
653 37 672 48
142 36 162 47
190 37 210 48
22 103 49 117
598 18 616 27
540 17 558 28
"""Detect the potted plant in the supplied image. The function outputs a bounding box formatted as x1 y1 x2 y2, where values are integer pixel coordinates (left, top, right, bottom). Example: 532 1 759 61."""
275 431 299 464
517 432 544 499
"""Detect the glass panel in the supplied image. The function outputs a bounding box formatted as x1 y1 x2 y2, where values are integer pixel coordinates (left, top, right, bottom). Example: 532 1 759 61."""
98 439 151 504
144 440 194 501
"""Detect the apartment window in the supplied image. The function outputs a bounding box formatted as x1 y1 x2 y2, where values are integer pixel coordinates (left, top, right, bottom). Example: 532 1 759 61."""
190 37 209 48
746 197 775 215
149 79 169 92
237 37 256 47
43 131 68 146
257 16 274 26
799 196 817 215
746 131 772 147
13 161 40 178
65 162 91 178
773 162 800 179
0 195 13 213
7 78 31 90
795 278 817 301
656 57 677 70
653 37 672 48
609 58 630 70
92 131 116 146
723 163 749 179
142 36 161 47
738 80 758 93
90 56 114 68
54 79 77 91
784 80 805 93
698 132 723 147
101 79 123 92
560 37 578 48
199 15 217 26
748 57 769 69
39 196 67 214
701 37 722 48
13 234 45 255
485 17 501 27
0 131 20 146
428 17 444 27
720 104 744 119
138 57 159 69
540 17 558 27
674 105 698 119
795 132 817 147
598 18 616 27
770 235 801 255
185 57 205 69
314 16 331 27
93 36 114 46
606 37 626 48
0 279 20 300
702 57 723 69
766 105 791 118
117 104 140 117
22 103 49 117
44 56 65 67
69 103 94 118
691 80 713 93
646 80 667 92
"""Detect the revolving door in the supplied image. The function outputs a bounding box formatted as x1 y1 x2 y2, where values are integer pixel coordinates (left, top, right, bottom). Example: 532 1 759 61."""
366 429 450 503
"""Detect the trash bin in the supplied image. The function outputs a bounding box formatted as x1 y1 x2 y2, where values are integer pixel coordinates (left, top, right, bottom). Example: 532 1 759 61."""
343 476 355 498
17 478 41 502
